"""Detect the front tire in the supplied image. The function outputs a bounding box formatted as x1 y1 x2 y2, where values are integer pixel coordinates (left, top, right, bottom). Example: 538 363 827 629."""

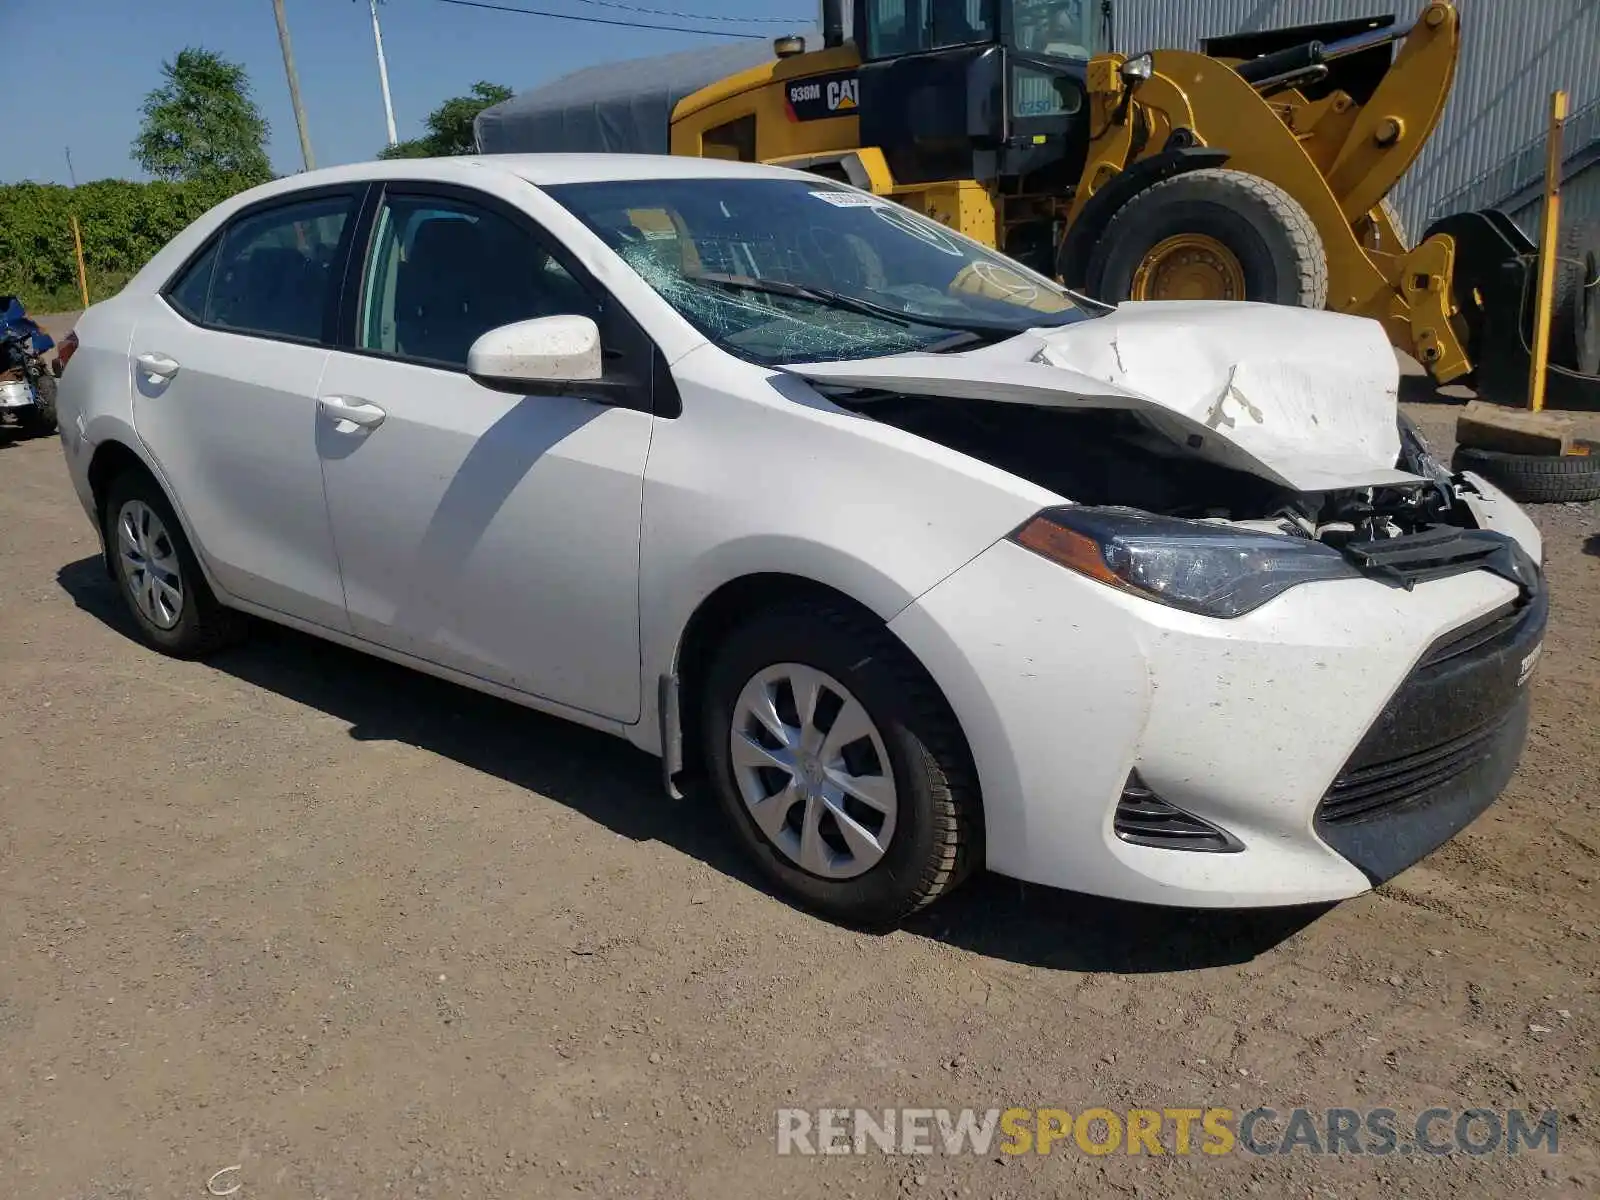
104 470 245 657
702 601 980 927
1089 168 1328 308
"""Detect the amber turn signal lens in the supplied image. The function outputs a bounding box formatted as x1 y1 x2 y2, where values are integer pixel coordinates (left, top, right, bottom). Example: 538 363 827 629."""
1011 515 1124 588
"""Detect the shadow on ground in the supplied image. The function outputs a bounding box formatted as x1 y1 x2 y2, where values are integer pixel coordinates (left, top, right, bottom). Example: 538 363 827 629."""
1585 533 1600 558
58 554 1326 975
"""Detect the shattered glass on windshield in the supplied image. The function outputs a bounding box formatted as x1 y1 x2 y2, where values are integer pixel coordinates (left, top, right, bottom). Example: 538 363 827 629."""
546 178 1090 365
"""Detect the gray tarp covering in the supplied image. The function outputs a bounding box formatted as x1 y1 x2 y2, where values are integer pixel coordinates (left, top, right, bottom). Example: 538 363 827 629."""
475 35 821 156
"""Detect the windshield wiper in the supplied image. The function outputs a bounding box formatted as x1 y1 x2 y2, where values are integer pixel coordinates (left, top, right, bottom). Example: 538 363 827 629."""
686 272 916 328
686 272 1043 338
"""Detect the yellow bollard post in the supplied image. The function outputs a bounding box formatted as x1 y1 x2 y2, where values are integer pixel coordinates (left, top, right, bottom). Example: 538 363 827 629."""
1528 90 1567 413
70 214 90 310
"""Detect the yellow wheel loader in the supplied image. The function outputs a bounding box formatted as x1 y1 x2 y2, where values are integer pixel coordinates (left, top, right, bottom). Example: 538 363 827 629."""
477 0 1600 407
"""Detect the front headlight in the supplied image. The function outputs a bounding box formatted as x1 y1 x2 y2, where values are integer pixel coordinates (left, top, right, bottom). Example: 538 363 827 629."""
1010 507 1364 618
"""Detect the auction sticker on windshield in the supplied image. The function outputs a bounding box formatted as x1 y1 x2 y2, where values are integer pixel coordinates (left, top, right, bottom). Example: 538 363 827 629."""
808 190 885 208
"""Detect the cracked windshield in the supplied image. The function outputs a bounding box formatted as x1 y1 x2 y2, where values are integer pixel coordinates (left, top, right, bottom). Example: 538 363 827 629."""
546 177 1088 365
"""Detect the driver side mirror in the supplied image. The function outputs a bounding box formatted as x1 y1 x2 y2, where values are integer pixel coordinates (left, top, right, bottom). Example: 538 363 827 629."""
467 315 603 394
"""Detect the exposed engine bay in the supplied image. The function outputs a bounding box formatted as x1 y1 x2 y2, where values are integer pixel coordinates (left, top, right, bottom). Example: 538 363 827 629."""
834 390 1454 533
826 388 1540 595
787 301 1543 595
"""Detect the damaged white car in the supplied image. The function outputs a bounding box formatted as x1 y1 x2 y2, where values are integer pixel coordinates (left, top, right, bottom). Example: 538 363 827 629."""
56 156 1546 925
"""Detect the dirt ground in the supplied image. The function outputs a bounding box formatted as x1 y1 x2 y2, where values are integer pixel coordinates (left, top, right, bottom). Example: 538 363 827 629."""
1 327 1597 1197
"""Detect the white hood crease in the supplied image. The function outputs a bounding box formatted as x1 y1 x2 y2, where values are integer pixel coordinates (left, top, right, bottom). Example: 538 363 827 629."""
786 301 1418 494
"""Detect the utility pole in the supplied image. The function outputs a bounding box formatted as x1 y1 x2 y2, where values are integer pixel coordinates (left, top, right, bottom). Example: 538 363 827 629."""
271 0 316 171
365 0 399 147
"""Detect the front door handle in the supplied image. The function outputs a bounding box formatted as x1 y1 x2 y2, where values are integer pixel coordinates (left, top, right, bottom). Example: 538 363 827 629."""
318 395 388 431
135 352 181 379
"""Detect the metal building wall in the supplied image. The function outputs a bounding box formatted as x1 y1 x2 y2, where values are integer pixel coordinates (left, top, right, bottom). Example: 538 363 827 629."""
1508 162 1600 237
1115 0 1600 232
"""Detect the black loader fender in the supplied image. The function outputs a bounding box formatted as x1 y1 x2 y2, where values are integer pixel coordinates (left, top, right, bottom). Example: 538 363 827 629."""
1057 145 1232 291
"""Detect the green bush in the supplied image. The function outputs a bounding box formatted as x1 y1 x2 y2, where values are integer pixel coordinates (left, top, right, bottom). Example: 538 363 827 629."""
0 176 254 311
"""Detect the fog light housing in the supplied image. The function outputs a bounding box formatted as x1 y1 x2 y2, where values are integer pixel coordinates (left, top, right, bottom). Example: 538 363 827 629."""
1114 772 1243 853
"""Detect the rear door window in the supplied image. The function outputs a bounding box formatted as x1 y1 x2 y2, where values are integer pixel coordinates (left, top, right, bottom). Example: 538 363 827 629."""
203 195 356 343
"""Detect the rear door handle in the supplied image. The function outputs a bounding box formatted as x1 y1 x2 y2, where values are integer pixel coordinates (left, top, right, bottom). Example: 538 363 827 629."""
318 395 388 431
135 352 180 379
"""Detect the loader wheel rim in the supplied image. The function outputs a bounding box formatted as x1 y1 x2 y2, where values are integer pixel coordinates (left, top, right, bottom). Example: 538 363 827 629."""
1130 234 1247 302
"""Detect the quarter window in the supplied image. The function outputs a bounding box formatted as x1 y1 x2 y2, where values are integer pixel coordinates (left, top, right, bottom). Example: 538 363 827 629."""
205 196 354 341
164 238 219 322
358 194 599 369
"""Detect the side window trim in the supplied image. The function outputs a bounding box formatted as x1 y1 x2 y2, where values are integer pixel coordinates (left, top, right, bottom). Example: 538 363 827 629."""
337 181 673 416
159 183 371 348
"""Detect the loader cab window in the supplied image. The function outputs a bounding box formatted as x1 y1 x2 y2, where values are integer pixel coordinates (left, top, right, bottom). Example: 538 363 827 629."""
863 1 1103 62
1009 0 1102 61
865 0 997 59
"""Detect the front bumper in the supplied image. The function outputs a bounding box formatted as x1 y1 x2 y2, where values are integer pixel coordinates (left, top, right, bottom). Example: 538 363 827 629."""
888 529 1540 908
1315 584 1546 883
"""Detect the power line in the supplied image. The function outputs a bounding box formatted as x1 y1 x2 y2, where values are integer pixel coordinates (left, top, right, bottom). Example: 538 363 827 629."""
568 0 805 24
429 0 783 38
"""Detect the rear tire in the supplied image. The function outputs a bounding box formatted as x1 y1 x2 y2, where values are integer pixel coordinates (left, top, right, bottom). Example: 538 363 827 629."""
21 373 56 434
103 470 247 657
1551 218 1600 375
701 601 980 927
1453 441 1600 504
1089 168 1329 309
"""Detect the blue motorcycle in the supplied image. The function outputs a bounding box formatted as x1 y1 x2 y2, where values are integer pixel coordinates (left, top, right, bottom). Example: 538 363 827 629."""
0 295 59 434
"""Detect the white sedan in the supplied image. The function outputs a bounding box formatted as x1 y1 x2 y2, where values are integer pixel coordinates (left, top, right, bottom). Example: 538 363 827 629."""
55 155 1546 925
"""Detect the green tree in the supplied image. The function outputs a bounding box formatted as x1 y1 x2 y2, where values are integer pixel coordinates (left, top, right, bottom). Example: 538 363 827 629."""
133 48 272 185
378 82 514 159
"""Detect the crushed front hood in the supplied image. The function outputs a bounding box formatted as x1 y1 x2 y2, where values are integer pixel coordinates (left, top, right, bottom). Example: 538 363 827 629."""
785 301 1418 493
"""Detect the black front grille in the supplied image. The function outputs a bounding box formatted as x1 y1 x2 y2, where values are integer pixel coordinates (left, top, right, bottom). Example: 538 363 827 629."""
1315 582 1546 884
1115 774 1242 853
1319 705 1519 825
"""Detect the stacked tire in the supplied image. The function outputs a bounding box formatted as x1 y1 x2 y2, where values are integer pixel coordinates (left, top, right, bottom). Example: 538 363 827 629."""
1454 219 1600 505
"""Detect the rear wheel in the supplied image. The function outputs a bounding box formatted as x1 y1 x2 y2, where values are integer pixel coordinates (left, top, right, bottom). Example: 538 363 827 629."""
1089 168 1328 309
103 470 246 657
701 601 980 927
21 373 56 434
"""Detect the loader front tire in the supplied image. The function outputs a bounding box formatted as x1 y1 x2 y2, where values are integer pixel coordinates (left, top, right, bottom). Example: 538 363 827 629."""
1089 169 1329 310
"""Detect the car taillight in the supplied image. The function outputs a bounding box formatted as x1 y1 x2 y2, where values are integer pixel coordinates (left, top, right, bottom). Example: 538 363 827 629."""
54 330 78 376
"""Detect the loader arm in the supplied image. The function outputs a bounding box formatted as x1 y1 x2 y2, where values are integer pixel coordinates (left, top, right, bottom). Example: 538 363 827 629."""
1066 1 1472 383
1322 1 1460 225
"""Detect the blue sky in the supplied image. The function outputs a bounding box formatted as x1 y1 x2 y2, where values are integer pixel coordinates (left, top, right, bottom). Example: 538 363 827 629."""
2 0 812 185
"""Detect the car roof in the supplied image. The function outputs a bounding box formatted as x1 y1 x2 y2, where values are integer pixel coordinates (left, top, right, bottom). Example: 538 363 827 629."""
234 153 817 200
